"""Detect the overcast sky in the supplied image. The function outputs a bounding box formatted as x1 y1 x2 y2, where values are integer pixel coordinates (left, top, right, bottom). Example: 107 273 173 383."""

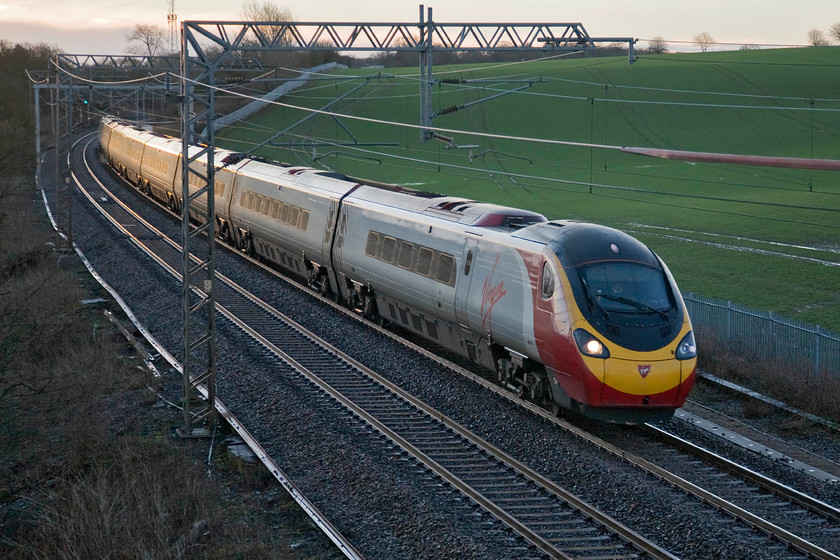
0 0 837 54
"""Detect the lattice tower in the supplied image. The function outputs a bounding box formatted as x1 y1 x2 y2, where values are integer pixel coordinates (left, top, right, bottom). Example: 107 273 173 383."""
167 0 178 54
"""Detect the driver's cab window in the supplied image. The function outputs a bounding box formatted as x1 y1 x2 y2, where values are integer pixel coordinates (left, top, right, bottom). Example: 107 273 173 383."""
540 262 555 300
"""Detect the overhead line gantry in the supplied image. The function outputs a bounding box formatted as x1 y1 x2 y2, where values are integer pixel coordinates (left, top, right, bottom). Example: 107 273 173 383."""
174 5 635 436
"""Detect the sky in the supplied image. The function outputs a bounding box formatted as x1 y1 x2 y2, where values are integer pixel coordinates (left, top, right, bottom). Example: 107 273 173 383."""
0 0 837 54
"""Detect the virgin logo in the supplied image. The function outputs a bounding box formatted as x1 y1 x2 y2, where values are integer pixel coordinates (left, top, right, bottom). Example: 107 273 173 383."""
638 365 652 378
481 255 507 328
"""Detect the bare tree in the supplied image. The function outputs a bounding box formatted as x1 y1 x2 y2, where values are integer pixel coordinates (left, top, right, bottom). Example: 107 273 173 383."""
693 32 715 53
827 23 840 43
808 29 830 46
241 1 295 46
647 36 669 54
126 24 166 57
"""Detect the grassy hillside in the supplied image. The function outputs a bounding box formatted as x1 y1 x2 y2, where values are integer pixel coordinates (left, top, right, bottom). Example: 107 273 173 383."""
216 48 840 331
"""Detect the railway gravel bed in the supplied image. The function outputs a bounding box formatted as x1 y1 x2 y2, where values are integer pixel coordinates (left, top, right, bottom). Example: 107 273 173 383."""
46 135 840 559
59 140 543 559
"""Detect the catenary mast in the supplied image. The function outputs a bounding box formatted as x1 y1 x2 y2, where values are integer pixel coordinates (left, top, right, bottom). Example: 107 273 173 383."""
167 0 178 54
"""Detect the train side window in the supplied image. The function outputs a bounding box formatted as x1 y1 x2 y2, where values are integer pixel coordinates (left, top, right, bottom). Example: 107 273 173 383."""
398 242 414 269
298 210 309 231
381 236 396 263
541 262 555 300
240 190 249 206
365 231 381 257
416 247 433 276
289 207 300 227
436 254 455 285
245 191 254 209
280 203 291 223
270 200 280 219
261 197 272 215
463 250 473 276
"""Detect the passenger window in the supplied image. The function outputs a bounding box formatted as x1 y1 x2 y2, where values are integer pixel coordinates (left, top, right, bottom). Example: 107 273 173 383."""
541 262 555 300
280 203 291 223
381 237 396 263
298 210 309 231
398 242 414 269
416 247 433 276
271 200 280 219
289 207 300 227
436 254 455 284
365 231 381 257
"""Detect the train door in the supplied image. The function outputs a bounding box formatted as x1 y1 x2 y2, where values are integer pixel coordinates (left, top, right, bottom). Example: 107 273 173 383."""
330 204 350 299
454 236 480 329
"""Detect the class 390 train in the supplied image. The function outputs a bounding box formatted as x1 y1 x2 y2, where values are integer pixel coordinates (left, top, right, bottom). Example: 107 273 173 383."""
98 116 697 423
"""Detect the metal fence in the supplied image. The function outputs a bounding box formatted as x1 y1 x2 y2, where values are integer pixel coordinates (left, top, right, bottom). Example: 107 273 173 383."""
683 293 840 377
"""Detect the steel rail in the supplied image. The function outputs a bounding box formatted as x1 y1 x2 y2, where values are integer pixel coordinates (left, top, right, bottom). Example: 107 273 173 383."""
304 296 840 559
214 271 678 560
68 135 365 560
78 133 839 559
77 136 673 560
643 423 840 524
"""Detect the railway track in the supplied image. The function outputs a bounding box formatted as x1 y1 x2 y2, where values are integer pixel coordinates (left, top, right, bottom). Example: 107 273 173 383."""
60 131 840 559
580 420 840 559
396 333 840 559
68 135 677 558
50 135 363 560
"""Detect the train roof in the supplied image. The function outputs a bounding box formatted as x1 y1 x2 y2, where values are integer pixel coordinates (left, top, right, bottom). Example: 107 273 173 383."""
100 116 544 230
347 184 547 230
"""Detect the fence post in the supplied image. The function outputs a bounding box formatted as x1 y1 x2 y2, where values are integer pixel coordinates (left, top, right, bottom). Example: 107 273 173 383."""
726 300 733 343
815 326 822 373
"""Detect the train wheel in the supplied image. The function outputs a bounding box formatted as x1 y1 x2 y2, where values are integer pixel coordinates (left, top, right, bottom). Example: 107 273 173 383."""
217 222 230 244
362 293 381 323
307 268 321 292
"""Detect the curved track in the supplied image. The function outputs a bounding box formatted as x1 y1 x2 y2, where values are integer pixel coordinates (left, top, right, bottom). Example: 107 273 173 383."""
71 134 675 559
61 130 840 559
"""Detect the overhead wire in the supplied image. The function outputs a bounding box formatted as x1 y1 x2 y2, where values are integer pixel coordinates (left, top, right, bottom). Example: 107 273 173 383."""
66 49 839 232
209 72 840 206
216 126 840 232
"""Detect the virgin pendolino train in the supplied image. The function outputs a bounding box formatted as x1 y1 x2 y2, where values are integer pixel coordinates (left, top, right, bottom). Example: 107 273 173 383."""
98 116 697 423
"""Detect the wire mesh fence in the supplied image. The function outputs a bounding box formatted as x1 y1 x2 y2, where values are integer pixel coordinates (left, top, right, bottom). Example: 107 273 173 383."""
684 293 840 377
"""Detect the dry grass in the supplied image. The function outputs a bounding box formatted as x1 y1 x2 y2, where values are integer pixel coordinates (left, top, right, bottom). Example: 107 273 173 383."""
1 43 336 559
0 175 334 559
697 331 840 423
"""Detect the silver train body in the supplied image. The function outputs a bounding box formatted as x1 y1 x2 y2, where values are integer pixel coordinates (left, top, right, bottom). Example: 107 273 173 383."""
98 116 697 423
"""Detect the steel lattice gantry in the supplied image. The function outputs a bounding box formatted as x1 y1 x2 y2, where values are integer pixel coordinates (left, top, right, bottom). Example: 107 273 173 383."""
178 5 636 435
38 53 264 437
42 55 195 256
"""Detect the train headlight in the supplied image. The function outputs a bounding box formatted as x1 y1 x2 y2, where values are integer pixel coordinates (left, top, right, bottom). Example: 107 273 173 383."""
675 331 697 360
574 329 610 359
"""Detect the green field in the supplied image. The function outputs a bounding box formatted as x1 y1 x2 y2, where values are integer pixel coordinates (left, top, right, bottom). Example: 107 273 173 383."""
216 48 840 332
